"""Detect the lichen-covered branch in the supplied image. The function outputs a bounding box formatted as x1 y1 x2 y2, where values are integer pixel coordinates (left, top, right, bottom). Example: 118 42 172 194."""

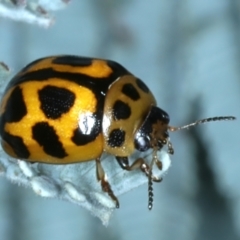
0 0 70 27
0 61 10 89
0 147 171 225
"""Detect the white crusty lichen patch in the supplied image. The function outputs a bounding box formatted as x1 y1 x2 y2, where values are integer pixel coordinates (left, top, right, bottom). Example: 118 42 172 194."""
0 0 70 27
0 148 171 225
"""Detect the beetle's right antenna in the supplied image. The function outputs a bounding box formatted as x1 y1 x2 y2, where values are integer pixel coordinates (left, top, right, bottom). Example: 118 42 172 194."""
168 116 236 132
148 170 154 210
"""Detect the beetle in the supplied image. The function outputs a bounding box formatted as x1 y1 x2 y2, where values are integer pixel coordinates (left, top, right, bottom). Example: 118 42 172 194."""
0 55 235 209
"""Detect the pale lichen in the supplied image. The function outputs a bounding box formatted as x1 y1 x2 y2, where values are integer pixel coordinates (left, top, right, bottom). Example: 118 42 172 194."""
0 0 71 27
0 146 171 225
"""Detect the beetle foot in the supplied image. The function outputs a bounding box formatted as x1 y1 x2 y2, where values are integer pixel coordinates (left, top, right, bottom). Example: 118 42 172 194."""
101 176 119 208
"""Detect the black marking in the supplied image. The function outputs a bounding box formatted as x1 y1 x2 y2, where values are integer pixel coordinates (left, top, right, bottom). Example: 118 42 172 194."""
113 100 131 120
71 113 101 145
32 122 67 158
71 128 97 145
3 86 27 122
136 78 150 93
1 132 30 159
108 129 125 147
4 56 131 142
38 85 75 119
6 57 130 93
5 57 131 119
52 56 93 67
122 83 140 101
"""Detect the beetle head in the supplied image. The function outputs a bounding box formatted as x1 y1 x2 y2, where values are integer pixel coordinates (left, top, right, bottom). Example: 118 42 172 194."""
134 106 173 154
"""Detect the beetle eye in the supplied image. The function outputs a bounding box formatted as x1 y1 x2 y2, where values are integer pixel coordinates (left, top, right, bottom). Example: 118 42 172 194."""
134 136 150 152
160 112 169 124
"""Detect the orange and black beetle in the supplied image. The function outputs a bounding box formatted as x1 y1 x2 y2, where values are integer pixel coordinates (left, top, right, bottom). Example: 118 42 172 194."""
0 55 235 209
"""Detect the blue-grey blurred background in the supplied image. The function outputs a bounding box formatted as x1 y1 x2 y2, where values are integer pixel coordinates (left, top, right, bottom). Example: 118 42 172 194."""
0 1 240 240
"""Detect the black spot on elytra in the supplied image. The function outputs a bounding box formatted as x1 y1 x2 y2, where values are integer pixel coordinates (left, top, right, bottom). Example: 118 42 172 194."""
71 113 101 145
32 122 67 158
52 56 93 67
112 100 131 120
108 129 125 147
122 83 140 101
136 78 149 93
2 132 30 159
38 85 75 119
4 86 27 122
3 56 132 144
71 128 97 145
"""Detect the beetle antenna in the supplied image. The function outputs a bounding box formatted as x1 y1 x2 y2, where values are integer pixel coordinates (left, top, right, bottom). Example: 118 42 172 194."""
148 151 156 210
168 116 236 132
148 169 153 210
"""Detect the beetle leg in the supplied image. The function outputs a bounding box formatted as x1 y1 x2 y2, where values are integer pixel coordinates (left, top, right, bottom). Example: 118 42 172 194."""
95 158 119 208
115 156 162 182
155 158 162 170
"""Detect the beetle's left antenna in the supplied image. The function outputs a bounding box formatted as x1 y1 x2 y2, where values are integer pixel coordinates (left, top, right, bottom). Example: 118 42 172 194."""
168 116 236 132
